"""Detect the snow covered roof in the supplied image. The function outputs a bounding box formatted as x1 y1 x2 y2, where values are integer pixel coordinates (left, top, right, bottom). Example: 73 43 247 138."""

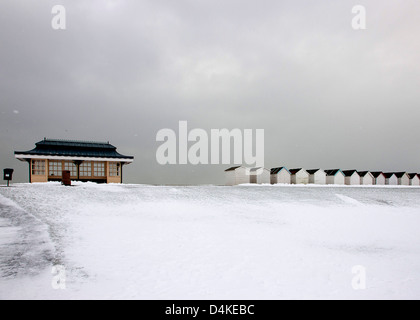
15 138 134 162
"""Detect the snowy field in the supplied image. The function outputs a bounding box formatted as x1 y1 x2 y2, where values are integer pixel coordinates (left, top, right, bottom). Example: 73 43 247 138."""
0 182 420 300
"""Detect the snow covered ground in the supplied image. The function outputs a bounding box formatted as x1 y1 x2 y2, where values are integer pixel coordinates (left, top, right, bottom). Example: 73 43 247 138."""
0 182 420 300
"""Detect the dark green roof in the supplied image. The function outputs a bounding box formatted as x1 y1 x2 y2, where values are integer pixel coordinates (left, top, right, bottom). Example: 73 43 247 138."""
225 166 242 172
271 167 290 175
342 170 358 177
325 169 343 176
15 139 134 160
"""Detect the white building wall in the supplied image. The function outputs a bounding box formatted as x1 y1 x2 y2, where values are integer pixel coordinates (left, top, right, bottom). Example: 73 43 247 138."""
398 175 410 186
386 175 398 186
361 173 374 185
225 167 250 186
225 171 236 186
345 173 360 186
278 170 291 184
314 171 326 185
256 169 270 184
292 170 309 185
272 170 291 184
326 176 335 185
236 168 250 185
375 175 386 185
327 173 345 185
410 176 420 186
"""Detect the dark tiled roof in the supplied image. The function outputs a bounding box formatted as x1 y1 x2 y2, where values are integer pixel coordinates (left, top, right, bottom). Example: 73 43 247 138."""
408 173 419 179
15 139 134 160
225 166 242 172
307 169 323 175
37 139 115 149
271 167 289 175
384 173 396 179
289 168 304 175
358 171 371 177
342 170 359 177
393 172 408 178
371 172 384 178
250 167 266 172
325 169 342 176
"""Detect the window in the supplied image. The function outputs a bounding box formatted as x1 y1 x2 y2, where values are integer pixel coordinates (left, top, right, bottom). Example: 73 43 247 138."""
94 162 105 177
49 161 62 177
32 160 45 176
109 162 120 177
80 162 92 177
64 161 77 177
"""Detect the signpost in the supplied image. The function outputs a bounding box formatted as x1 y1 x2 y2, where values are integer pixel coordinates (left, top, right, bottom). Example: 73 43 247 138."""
3 168 14 187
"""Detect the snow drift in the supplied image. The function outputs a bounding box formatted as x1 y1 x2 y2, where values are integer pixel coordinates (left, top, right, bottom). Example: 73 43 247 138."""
0 183 419 300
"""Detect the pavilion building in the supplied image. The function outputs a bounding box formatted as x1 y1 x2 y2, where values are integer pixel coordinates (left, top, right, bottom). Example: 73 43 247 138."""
15 139 134 184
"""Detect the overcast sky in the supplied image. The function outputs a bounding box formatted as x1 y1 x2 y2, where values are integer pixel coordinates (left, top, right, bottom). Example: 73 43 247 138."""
1 0 419 185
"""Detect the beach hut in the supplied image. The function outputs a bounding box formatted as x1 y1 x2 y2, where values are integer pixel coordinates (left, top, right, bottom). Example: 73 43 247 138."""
225 166 250 186
342 170 361 186
307 169 327 185
384 173 398 186
358 171 374 185
290 168 310 185
371 172 386 185
325 169 345 185
394 172 410 186
408 174 420 186
250 168 271 184
270 167 291 184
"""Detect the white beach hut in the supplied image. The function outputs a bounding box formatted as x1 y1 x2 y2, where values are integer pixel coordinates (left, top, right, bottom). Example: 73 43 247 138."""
250 168 271 184
408 174 420 186
307 169 327 185
270 167 291 184
290 168 310 185
384 173 398 186
394 172 410 186
325 169 345 185
225 166 250 186
342 170 361 186
358 171 374 185
371 172 386 185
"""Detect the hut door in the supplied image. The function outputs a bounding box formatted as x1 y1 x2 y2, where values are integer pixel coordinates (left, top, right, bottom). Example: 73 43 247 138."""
250 175 257 184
